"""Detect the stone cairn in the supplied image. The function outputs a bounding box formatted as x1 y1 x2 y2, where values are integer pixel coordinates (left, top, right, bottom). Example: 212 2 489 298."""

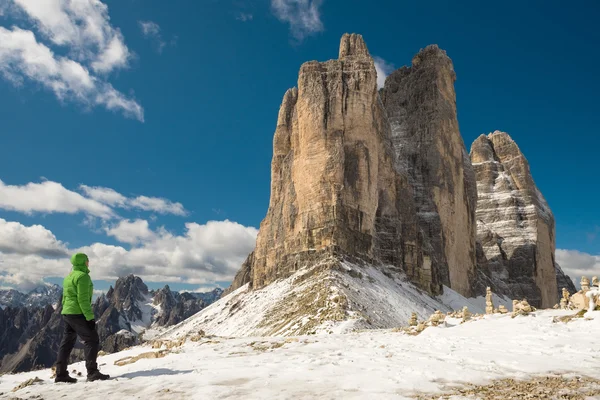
461 306 472 322
567 276 600 311
428 310 446 326
511 299 535 318
485 287 494 314
559 288 571 310
409 312 418 327
396 287 547 335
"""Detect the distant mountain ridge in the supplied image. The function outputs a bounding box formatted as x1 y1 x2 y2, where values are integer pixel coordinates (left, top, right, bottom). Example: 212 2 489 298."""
0 276 221 373
0 284 61 310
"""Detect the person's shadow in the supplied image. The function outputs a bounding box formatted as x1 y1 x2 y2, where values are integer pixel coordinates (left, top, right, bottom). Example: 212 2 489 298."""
117 368 194 379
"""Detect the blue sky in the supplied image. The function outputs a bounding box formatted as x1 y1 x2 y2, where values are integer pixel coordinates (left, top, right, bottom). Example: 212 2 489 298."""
0 0 598 294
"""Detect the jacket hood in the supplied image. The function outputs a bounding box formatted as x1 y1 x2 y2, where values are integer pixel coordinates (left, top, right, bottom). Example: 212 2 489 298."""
71 253 89 273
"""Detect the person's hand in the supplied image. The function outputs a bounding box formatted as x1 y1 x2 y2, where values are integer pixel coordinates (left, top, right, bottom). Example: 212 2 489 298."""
88 319 96 330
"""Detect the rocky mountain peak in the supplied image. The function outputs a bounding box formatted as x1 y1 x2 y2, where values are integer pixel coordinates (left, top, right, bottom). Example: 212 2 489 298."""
470 131 566 307
152 285 177 308
470 133 496 163
410 44 452 69
227 32 416 295
381 40 477 297
338 33 370 59
110 274 149 304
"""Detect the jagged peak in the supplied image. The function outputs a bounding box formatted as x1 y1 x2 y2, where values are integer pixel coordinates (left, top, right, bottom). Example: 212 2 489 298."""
485 131 524 161
411 44 451 68
470 134 496 163
338 33 370 59
488 130 512 140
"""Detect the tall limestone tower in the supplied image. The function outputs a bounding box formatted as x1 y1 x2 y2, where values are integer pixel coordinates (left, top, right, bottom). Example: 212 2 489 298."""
381 45 478 297
470 131 564 308
226 34 442 295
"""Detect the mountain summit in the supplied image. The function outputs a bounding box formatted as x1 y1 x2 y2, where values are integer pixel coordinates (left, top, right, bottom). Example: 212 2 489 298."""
206 34 574 337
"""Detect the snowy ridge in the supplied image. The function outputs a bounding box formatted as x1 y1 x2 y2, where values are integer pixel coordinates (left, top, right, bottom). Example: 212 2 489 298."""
0 284 62 310
127 294 157 334
158 260 503 341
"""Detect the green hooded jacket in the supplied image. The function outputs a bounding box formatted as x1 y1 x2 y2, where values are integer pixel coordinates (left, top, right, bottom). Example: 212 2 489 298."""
61 253 94 321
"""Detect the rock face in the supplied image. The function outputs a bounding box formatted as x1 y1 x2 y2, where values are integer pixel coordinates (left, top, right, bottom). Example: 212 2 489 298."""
0 305 55 365
152 286 206 326
0 304 64 374
227 33 437 295
555 263 577 300
470 131 571 308
380 45 478 297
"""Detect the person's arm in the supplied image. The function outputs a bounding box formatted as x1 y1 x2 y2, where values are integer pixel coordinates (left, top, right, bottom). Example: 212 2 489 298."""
77 274 95 321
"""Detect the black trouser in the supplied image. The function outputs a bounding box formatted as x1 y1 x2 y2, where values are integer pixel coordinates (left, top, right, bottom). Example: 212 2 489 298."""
56 315 99 376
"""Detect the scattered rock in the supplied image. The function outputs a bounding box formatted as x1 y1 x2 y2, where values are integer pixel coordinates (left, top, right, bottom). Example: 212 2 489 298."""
414 374 600 399
11 377 43 392
114 350 170 366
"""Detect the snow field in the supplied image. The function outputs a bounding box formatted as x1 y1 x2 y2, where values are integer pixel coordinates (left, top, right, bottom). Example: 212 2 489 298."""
2 310 599 399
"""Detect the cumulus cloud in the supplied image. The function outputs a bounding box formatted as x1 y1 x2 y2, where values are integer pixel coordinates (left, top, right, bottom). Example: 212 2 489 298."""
0 218 69 257
0 179 116 218
0 270 48 293
0 27 143 121
374 56 394 89
271 0 323 40
10 0 131 73
0 179 186 219
80 185 187 216
0 219 258 291
128 196 186 216
556 249 600 288
0 0 143 120
105 219 157 245
78 185 127 208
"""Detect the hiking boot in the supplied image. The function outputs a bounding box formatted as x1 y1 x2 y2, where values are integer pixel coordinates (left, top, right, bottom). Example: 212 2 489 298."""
87 370 110 382
55 375 77 384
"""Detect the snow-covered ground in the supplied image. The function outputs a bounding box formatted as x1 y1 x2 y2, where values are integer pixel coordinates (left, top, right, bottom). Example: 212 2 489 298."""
2 310 599 399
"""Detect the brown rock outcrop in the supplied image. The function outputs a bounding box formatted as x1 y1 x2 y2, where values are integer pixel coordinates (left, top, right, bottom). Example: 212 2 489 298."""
227 34 437 295
380 45 478 297
470 131 571 308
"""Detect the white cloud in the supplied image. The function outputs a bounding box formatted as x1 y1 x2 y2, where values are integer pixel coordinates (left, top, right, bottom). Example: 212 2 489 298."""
80 185 187 216
556 249 600 288
0 270 48 293
91 33 130 73
0 179 116 219
374 56 394 89
0 179 186 219
271 0 323 40
79 185 127 207
0 219 258 291
138 20 166 53
0 27 143 121
10 0 131 73
105 219 156 245
0 0 143 121
128 196 186 216
236 13 253 22
139 21 160 37
0 218 68 257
